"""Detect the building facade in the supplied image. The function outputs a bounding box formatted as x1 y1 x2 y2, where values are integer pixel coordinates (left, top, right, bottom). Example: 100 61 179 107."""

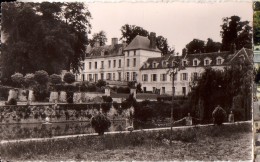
78 33 253 96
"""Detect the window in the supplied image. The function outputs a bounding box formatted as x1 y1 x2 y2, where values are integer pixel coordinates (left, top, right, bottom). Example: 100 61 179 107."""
217 58 222 65
127 59 130 67
142 74 148 81
182 87 186 96
108 60 111 68
119 59 121 68
134 50 136 56
162 61 167 68
153 87 156 93
127 51 129 56
181 73 188 81
89 62 92 69
192 72 198 81
94 74 98 82
143 87 147 92
107 73 111 80
162 87 165 94
126 72 130 81
82 74 85 81
95 62 97 69
151 74 157 81
82 63 85 70
153 63 156 68
88 74 92 81
204 59 210 66
113 60 116 68
101 61 104 69
161 74 167 81
101 73 104 80
183 60 187 66
133 72 137 81
118 72 121 81
133 58 136 67
113 73 115 80
170 74 177 81
193 60 198 66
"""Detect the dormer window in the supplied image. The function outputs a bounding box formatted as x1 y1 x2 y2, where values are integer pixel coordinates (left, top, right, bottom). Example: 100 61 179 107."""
101 49 105 56
182 60 187 66
205 59 210 66
153 62 157 68
193 59 199 66
162 61 167 68
216 57 224 65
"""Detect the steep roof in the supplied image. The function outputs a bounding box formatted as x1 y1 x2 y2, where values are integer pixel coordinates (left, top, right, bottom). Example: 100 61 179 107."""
124 35 161 52
140 48 253 70
86 44 124 58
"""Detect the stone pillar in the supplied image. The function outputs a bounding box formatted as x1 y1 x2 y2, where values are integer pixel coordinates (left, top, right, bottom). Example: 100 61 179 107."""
8 89 18 101
18 89 27 102
73 92 82 103
28 90 35 102
130 88 136 99
49 91 59 103
59 91 67 103
105 87 111 96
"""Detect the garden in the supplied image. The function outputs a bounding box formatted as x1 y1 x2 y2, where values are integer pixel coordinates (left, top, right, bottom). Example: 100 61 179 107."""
0 122 252 161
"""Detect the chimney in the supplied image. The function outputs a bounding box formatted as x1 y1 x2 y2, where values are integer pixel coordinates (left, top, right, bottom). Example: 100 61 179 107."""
149 32 157 49
94 40 100 47
111 38 118 46
230 43 236 54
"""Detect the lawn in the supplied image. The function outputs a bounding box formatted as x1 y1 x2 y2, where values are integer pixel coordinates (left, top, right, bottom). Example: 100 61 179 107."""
0 122 252 161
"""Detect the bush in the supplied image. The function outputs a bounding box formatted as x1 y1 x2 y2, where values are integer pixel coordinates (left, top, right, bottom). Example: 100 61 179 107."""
0 86 10 100
33 84 50 102
5 98 17 105
50 74 62 85
11 73 24 88
96 80 107 88
24 73 35 88
102 96 113 103
91 114 111 135
101 102 112 114
66 91 74 103
117 87 130 93
63 72 75 84
212 105 227 125
34 70 49 85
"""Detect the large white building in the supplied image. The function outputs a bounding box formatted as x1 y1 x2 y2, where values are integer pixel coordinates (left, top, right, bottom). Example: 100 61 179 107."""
78 33 253 96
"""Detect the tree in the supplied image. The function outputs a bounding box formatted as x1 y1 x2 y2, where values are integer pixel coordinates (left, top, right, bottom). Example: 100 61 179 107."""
63 72 75 84
185 39 205 54
89 30 107 47
205 38 222 53
24 73 35 88
254 1 260 11
34 70 49 85
221 15 252 51
11 73 24 88
50 74 62 85
156 36 172 55
120 24 149 44
254 11 260 45
120 24 173 55
1 2 92 83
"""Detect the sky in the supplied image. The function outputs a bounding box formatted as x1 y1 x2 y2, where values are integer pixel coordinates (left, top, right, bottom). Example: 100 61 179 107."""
18 0 253 53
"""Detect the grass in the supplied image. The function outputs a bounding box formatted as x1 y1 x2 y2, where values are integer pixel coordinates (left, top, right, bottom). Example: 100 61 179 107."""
0 122 252 161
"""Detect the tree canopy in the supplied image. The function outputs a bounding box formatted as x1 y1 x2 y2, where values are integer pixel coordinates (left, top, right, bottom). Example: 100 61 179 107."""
1 2 92 83
254 11 260 45
89 30 107 47
185 38 221 54
120 24 173 55
221 15 252 51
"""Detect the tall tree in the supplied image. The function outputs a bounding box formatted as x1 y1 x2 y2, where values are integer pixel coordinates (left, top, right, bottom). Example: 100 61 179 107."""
1 2 92 83
120 24 149 44
185 39 205 54
220 15 252 51
120 24 173 55
89 30 107 47
204 38 222 53
254 11 260 45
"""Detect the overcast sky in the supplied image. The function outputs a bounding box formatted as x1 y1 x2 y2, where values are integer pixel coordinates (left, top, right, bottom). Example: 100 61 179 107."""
18 1 253 53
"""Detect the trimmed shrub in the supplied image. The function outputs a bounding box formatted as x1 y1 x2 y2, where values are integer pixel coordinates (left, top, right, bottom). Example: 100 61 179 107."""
101 102 112 114
117 87 130 93
102 96 113 103
50 74 62 85
96 80 107 88
5 98 17 105
91 114 111 135
24 73 35 88
63 72 75 84
11 73 24 88
34 70 49 85
212 105 227 125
